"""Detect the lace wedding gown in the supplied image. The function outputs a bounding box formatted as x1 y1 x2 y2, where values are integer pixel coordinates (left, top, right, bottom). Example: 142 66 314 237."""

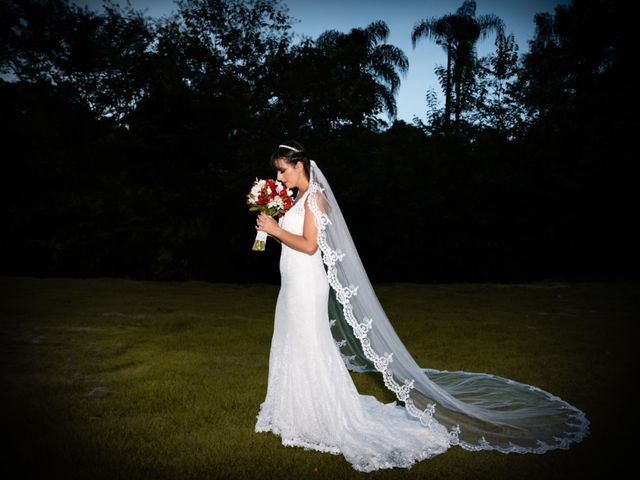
255 158 588 472
254 190 452 472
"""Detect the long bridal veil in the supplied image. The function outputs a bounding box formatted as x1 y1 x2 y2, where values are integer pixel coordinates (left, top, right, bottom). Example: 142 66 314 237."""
306 159 589 453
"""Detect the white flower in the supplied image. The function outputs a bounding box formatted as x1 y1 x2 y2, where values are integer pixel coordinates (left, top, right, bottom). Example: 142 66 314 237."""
276 184 283 194
268 196 284 209
251 179 266 198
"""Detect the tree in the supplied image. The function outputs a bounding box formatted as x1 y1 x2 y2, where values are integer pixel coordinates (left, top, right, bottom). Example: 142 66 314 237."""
412 0 504 135
176 0 293 84
314 21 409 128
0 0 156 123
473 32 526 137
516 0 636 280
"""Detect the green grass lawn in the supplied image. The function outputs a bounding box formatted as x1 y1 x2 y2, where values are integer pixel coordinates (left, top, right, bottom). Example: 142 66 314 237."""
1 277 635 479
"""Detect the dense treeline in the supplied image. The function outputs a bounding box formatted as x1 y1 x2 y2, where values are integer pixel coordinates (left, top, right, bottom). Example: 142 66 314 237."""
0 0 635 283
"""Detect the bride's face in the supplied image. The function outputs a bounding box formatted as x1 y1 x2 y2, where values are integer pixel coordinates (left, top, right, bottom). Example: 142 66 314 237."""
274 158 305 189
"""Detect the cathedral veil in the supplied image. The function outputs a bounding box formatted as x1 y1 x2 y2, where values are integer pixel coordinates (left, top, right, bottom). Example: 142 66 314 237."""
306 159 590 453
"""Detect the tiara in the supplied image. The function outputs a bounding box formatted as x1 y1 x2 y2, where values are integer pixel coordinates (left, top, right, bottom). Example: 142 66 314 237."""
278 144 301 153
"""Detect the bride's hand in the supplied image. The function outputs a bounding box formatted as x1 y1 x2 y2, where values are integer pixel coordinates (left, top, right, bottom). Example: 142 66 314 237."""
256 212 280 237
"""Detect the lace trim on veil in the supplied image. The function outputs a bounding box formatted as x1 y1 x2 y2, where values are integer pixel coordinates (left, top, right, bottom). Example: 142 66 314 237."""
306 180 443 432
306 169 590 454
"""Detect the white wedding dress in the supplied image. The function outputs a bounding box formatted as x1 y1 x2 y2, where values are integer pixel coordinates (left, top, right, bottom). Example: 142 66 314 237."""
255 158 588 470
254 190 452 472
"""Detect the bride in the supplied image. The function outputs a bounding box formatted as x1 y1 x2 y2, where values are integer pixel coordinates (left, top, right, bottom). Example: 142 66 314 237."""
253 141 589 472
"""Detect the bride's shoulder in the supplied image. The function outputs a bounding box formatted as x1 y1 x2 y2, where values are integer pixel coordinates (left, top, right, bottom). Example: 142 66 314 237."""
306 189 330 214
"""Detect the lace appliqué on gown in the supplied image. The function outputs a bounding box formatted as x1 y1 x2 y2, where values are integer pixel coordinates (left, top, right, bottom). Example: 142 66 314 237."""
254 191 450 472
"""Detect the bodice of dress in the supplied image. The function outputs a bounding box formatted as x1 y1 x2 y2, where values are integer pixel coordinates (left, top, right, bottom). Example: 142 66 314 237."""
278 190 309 235
278 190 324 284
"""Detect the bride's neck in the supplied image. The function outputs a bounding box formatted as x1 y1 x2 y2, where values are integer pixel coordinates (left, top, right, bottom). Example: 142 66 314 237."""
297 178 309 195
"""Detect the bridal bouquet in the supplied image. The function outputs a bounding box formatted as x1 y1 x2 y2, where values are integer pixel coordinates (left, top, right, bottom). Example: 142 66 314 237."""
247 178 293 251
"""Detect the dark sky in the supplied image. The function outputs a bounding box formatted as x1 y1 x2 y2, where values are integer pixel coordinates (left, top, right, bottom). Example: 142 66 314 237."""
73 0 569 123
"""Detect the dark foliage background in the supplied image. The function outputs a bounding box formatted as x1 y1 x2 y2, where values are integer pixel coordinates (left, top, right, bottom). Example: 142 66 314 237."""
1 0 636 284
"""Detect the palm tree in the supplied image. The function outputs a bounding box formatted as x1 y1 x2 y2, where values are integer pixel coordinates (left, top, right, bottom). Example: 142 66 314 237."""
317 20 408 125
412 0 504 134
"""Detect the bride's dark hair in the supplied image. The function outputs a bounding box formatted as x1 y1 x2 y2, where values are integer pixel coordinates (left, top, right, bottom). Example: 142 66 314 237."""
270 140 310 181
